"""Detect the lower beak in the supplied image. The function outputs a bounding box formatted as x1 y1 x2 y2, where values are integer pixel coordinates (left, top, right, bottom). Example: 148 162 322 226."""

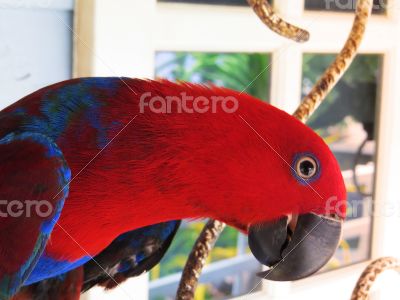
248 213 342 281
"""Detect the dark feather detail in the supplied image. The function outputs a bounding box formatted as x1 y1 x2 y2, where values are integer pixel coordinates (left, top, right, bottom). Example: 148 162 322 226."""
82 220 180 292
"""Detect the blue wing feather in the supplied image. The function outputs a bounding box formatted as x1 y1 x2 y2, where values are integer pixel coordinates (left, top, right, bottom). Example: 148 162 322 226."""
0 132 70 299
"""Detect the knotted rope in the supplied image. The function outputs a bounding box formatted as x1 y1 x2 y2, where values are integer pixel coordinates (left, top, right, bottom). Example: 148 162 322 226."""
351 257 400 300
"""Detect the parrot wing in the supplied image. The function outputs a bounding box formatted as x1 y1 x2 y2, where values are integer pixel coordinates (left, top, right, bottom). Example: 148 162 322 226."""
82 220 181 291
16 221 181 298
0 132 71 299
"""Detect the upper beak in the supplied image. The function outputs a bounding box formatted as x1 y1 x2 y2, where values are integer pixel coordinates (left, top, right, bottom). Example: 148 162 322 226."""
248 213 342 281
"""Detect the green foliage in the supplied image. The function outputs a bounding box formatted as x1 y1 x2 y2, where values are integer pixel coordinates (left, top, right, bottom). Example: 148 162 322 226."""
156 52 271 100
152 222 239 278
303 54 381 131
303 54 379 88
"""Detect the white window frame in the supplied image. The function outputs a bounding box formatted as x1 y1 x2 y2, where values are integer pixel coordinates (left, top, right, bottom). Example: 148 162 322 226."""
75 0 400 299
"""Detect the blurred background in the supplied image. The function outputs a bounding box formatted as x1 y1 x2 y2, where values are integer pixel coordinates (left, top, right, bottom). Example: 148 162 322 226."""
1 0 400 299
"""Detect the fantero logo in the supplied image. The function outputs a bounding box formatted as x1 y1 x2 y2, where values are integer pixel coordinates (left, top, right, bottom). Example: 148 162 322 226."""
0 200 53 218
139 92 239 114
324 0 387 10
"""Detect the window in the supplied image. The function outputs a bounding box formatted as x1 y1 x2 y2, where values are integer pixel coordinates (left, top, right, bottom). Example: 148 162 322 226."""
77 0 400 299
155 52 270 101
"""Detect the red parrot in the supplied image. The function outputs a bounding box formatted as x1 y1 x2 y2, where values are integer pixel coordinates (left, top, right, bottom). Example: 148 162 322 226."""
0 78 346 299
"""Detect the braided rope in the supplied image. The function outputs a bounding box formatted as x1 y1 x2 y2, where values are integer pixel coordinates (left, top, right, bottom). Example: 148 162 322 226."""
175 220 225 299
293 0 373 123
351 257 400 300
247 0 309 43
176 1 373 299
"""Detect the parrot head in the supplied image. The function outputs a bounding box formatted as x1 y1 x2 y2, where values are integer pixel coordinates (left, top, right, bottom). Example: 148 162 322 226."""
246 146 346 281
227 95 347 281
167 88 348 282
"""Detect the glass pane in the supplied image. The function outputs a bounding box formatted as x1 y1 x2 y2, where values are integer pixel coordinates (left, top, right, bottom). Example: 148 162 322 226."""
305 0 387 14
156 52 270 101
302 54 382 270
150 51 271 300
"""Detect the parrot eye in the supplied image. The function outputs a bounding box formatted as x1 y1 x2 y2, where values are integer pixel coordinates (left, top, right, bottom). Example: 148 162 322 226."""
293 154 320 182
296 157 317 178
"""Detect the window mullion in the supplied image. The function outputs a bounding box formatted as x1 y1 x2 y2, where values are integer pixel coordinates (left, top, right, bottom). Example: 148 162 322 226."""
372 49 400 258
273 0 305 17
269 46 303 112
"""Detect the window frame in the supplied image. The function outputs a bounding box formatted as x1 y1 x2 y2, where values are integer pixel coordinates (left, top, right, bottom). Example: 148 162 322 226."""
76 0 400 299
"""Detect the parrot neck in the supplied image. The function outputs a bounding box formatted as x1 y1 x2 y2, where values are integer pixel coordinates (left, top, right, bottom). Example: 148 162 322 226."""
71 98 289 234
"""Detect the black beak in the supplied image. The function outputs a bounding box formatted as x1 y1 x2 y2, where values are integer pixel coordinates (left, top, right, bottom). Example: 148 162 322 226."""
248 213 342 281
